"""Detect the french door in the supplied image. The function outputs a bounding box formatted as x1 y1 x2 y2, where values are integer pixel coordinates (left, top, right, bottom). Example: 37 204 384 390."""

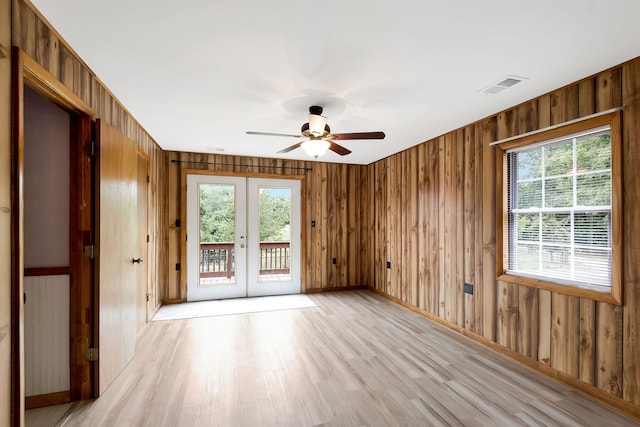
186 175 301 301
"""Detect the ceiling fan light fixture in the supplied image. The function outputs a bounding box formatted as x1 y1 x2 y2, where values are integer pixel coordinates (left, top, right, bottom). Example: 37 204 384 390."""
308 113 327 137
301 139 330 158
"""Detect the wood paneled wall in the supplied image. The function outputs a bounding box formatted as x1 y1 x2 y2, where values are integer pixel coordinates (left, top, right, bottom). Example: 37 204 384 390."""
163 152 370 300
11 0 166 315
368 60 640 414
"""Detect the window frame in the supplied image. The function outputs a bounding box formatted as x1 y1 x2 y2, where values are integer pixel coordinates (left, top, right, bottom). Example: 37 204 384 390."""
496 111 622 305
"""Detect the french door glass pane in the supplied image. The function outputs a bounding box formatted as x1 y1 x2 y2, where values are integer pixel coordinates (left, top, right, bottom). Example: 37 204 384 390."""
199 184 235 286
257 186 291 282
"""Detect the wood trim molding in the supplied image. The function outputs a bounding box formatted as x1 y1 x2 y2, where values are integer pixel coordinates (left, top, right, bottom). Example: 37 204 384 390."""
303 285 368 294
11 44 26 427
161 298 185 305
371 288 640 421
180 168 306 181
494 111 623 305
17 49 94 118
25 391 71 409
24 266 70 276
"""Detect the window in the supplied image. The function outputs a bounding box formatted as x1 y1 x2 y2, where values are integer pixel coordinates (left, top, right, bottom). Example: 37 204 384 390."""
496 112 622 304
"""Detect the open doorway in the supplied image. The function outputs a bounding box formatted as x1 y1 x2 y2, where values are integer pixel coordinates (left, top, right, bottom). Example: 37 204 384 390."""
22 85 73 408
12 49 95 422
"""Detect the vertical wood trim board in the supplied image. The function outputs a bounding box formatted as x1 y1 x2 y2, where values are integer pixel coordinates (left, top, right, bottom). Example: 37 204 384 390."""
0 0 11 423
24 275 70 396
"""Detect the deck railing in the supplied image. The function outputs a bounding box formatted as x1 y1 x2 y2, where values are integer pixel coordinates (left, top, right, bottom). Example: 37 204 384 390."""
200 241 290 277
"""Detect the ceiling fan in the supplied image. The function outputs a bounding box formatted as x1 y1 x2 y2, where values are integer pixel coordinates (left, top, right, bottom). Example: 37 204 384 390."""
246 106 385 158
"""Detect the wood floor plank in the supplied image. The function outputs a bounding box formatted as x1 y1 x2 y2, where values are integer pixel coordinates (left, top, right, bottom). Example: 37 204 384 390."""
27 291 638 427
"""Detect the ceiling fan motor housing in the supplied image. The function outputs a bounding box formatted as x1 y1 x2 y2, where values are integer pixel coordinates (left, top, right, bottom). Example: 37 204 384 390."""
301 122 331 138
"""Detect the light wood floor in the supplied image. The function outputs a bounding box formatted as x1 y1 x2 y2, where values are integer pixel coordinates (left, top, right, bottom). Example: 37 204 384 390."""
27 290 638 426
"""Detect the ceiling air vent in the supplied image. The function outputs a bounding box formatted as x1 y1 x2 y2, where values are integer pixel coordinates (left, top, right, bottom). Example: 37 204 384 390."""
479 75 528 95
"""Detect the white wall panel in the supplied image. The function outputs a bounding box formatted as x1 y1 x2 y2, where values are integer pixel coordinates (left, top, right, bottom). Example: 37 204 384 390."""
24 275 70 396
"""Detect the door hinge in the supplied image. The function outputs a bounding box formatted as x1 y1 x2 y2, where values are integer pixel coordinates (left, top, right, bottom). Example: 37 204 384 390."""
147 234 150 243
147 175 150 183
84 245 96 259
84 347 98 362
146 293 150 302
87 140 97 156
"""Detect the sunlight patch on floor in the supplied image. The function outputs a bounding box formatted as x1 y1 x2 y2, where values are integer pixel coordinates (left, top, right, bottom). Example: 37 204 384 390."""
152 294 317 321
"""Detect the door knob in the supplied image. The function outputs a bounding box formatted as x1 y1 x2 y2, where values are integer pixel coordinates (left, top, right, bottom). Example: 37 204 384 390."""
132 257 144 264
240 244 245 248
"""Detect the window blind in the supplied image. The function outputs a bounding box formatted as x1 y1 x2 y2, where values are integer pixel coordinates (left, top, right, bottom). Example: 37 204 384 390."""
506 127 612 290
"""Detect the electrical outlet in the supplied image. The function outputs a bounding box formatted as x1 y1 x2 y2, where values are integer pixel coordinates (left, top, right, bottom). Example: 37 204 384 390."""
464 283 474 295
386 261 391 269
311 220 316 227
332 258 337 265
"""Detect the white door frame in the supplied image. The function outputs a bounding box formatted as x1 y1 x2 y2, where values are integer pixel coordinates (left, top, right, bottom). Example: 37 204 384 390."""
186 174 301 301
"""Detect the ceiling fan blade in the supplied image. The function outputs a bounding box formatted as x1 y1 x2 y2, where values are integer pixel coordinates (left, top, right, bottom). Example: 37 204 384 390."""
328 141 352 156
246 131 302 138
331 131 386 140
277 141 304 154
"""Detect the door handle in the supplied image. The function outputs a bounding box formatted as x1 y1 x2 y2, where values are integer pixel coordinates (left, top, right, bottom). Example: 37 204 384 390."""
132 257 144 264
240 244 245 248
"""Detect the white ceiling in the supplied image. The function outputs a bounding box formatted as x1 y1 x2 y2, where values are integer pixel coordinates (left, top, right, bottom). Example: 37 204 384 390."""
32 0 640 165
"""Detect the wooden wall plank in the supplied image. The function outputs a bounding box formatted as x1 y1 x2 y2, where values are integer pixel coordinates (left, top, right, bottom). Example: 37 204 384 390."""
326 162 336 288
518 287 538 358
455 129 464 328
17 3 36 57
596 69 622 112
401 151 408 302
337 163 347 287
443 133 454 323
473 123 484 337
538 290 552 365
579 300 596 385
463 125 476 332
426 140 439 315
34 20 59 78
312 160 323 289
481 118 497 341
408 147 419 307
320 162 328 288
596 303 623 397
417 144 427 310
438 136 446 318
551 293 580 377
622 58 640 405
347 166 358 287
